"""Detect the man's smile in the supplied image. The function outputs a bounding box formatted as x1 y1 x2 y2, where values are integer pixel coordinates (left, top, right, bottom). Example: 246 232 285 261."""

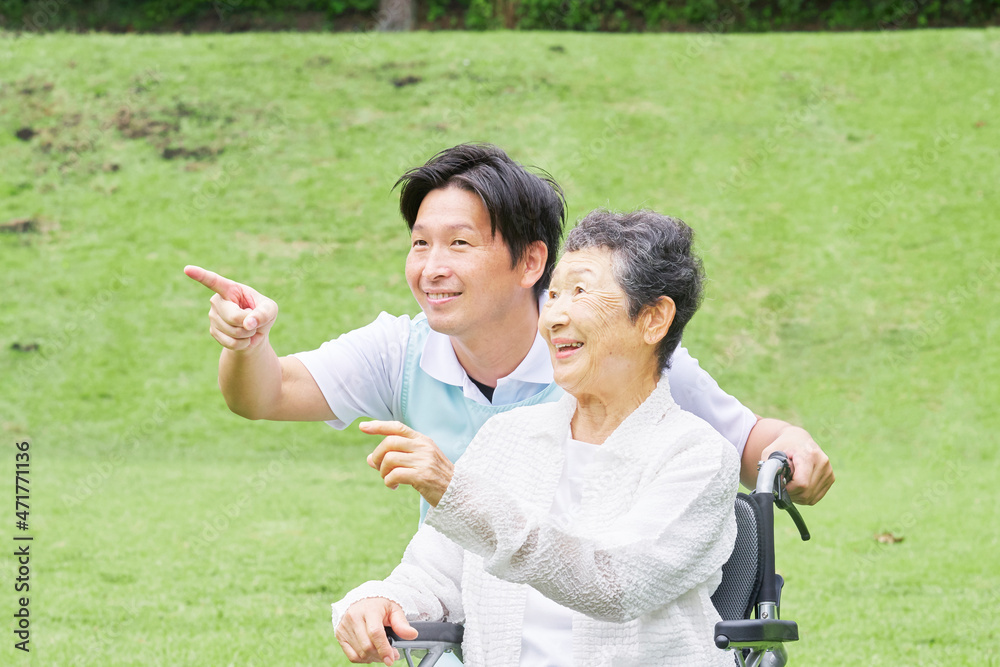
425 292 462 304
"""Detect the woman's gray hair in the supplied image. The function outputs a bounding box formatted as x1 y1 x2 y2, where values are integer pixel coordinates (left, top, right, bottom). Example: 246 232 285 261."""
563 209 704 373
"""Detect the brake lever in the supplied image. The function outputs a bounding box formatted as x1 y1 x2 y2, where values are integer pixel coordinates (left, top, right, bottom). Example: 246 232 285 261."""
767 452 811 542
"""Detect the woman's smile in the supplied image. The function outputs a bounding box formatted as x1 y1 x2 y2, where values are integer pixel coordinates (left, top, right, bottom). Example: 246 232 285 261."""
551 338 584 359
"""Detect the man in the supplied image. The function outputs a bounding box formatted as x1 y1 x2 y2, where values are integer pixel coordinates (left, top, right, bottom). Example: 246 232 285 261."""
184 143 832 502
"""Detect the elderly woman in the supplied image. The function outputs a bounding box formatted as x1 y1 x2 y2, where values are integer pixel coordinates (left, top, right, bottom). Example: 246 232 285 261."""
335 210 740 667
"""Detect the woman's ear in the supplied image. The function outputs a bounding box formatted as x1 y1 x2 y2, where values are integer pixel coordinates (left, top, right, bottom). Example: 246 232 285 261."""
519 240 548 289
642 296 676 346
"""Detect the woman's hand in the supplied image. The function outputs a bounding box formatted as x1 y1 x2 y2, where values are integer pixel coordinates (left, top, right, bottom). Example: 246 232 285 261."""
335 597 418 665
361 421 454 507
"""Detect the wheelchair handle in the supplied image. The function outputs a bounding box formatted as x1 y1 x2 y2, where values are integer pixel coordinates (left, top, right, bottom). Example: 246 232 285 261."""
715 453 808 663
386 622 464 667
757 452 810 542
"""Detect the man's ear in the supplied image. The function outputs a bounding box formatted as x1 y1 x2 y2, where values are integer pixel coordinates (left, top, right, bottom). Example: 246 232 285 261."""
519 241 548 289
642 296 676 346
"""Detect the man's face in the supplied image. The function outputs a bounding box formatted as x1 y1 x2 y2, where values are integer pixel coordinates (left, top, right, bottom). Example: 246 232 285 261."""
405 186 530 340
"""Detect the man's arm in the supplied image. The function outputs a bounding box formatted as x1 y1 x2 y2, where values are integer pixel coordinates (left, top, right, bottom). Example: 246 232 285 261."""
668 347 834 505
185 265 335 422
219 346 334 421
741 417 833 505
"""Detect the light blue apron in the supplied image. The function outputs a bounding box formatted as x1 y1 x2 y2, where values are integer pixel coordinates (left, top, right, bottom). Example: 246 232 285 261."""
399 315 564 522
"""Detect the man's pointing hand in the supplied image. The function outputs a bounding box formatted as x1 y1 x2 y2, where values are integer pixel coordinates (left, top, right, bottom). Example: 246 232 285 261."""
184 265 279 352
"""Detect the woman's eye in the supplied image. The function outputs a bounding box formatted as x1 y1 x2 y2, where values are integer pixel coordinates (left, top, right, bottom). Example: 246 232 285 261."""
548 290 558 299
453 239 469 246
412 239 427 247
574 286 585 295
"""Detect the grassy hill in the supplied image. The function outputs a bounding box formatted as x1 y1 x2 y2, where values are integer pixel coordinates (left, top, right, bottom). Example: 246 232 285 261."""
1 28 998 665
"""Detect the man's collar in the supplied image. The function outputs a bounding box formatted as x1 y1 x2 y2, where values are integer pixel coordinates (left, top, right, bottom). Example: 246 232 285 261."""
504 331 553 385
419 327 553 388
419 329 470 388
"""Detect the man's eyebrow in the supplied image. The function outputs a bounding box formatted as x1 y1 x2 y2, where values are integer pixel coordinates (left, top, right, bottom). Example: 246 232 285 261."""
411 221 479 234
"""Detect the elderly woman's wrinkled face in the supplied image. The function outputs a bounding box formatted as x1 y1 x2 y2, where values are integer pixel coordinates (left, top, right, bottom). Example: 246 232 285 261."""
539 247 657 399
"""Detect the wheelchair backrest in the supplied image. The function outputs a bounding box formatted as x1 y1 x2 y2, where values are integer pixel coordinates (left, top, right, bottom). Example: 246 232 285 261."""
711 492 765 622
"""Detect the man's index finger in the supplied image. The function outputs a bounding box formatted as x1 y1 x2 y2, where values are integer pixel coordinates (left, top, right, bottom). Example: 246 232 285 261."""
184 265 236 299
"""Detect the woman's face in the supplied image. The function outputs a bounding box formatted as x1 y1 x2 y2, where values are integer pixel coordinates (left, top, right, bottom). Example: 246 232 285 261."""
539 247 659 399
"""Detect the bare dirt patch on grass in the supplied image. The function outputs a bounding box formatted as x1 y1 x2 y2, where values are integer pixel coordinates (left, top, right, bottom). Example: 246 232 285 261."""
2 74 256 175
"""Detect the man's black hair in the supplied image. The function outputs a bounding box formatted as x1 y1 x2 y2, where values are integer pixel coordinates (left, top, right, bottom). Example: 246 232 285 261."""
395 143 567 299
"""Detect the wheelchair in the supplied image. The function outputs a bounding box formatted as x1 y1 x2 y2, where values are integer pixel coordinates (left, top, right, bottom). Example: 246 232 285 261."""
386 451 811 667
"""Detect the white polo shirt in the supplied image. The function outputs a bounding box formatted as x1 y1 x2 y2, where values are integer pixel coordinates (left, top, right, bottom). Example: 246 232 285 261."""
419 319 553 406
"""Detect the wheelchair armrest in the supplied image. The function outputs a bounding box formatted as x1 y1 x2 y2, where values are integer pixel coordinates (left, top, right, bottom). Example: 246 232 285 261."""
714 618 798 650
386 621 465 644
386 622 464 666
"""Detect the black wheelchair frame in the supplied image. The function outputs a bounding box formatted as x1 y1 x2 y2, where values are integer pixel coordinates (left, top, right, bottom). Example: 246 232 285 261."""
387 451 810 667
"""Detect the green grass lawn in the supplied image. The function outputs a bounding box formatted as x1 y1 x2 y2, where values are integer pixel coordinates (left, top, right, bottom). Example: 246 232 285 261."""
1 27 998 665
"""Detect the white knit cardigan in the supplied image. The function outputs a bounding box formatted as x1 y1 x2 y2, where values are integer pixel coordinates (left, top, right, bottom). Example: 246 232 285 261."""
333 380 740 667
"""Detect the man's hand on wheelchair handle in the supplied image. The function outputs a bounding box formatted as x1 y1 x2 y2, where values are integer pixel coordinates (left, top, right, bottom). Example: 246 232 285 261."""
362 421 454 507
744 418 834 505
336 597 418 665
